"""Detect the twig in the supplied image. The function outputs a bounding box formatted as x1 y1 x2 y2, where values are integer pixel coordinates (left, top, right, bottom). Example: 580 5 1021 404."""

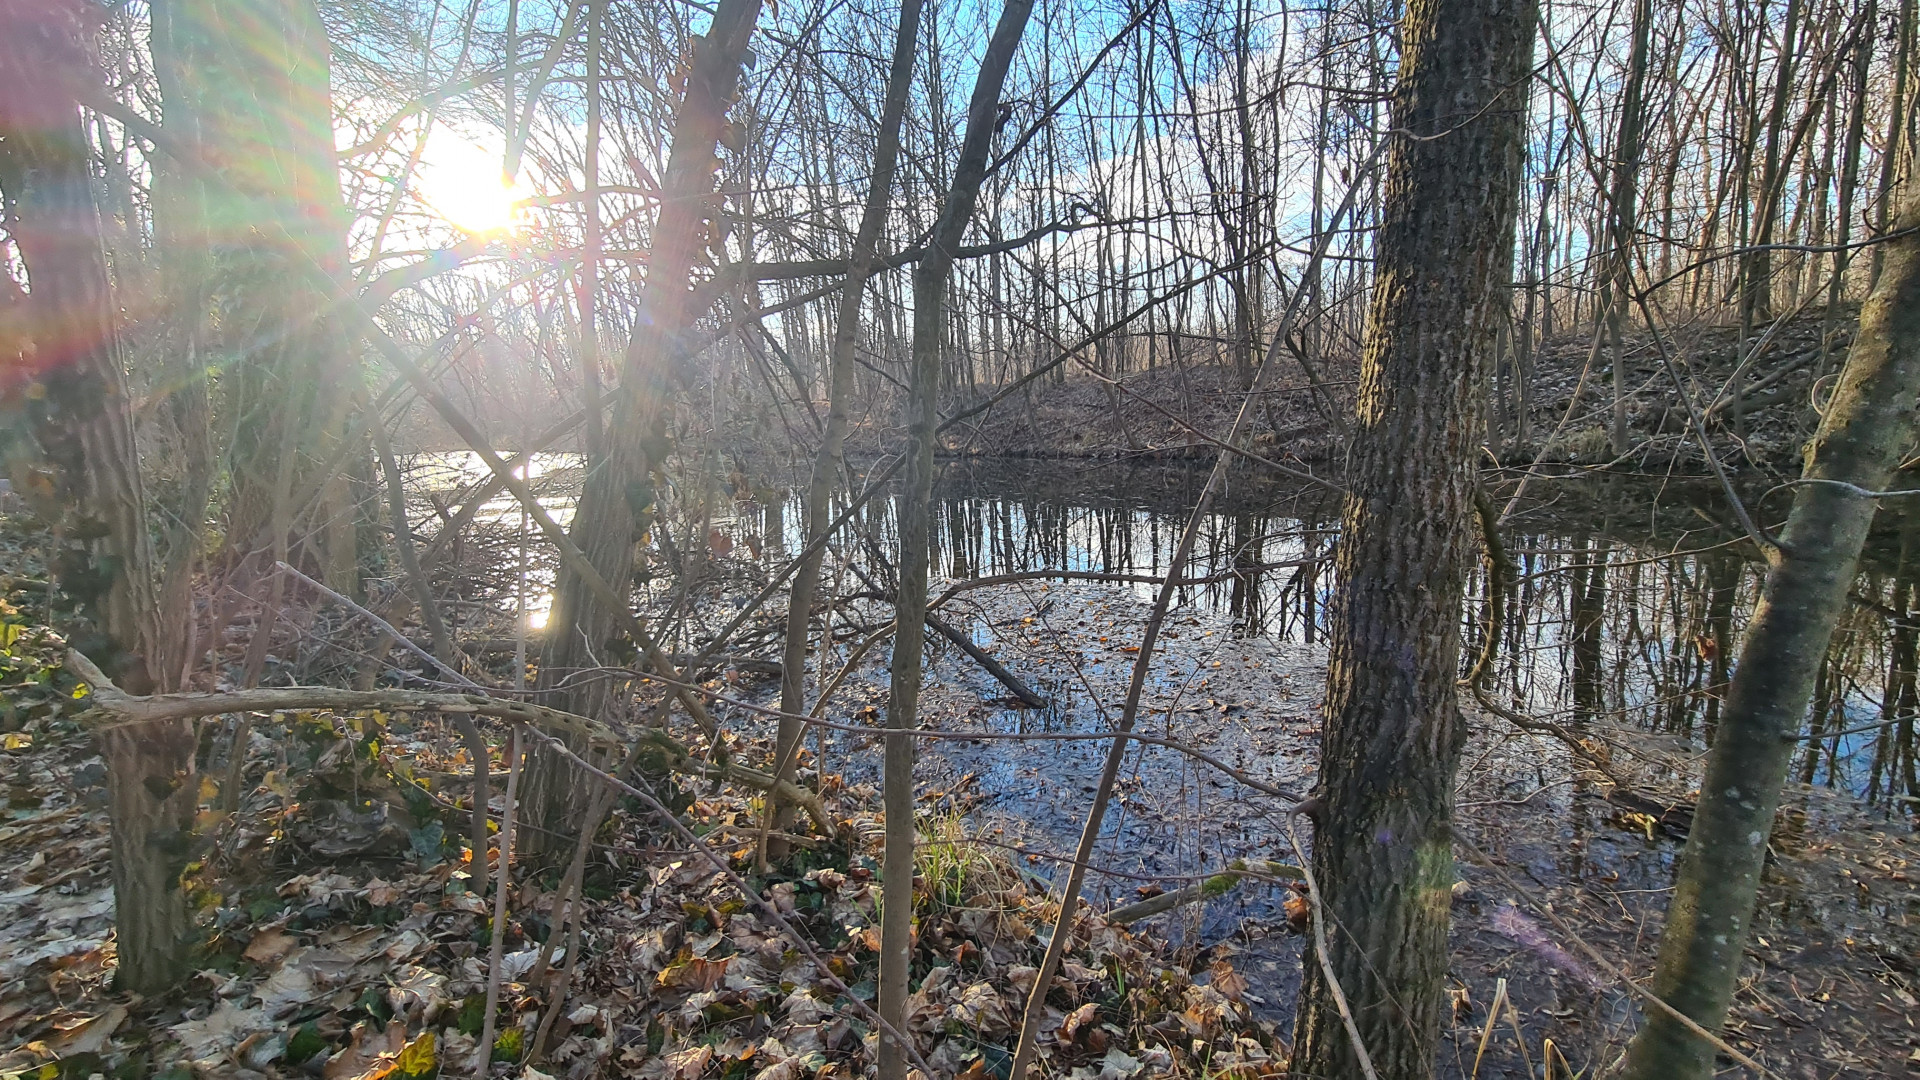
477 725 524 1075
1766 477 1920 500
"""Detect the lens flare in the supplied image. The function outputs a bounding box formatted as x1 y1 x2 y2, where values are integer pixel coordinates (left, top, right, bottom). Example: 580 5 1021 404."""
417 137 528 234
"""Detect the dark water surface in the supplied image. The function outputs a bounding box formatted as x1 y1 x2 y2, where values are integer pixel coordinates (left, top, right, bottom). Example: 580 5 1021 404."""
812 459 1916 799
410 454 1919 1059
771 459 1920 1046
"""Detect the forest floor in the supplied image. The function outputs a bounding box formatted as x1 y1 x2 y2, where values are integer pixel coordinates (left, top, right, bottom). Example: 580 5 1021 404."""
0 620 1285 1080
2 501 1917 1079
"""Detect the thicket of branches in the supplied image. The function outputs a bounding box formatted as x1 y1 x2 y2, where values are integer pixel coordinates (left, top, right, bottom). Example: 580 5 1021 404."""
46 0 1918 453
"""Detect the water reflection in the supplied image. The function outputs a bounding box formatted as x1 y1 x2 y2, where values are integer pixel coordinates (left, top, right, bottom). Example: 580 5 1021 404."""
402 452 1919 809
856 461 1916 807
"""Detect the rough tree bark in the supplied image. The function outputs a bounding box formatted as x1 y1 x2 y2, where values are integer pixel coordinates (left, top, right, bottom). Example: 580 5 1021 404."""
879 2 1035 1077
766 0 927 863
1620 183 1920 1080
524 0 763 851
0 0 190 995
1288 0 1535 1075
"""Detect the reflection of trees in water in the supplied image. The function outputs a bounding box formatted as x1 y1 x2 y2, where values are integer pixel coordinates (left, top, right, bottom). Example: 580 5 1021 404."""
868 466 1920 809
1465 528 1918 804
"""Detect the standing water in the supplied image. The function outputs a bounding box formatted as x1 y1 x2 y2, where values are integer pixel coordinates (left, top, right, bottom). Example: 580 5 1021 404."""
402 453 1919 1053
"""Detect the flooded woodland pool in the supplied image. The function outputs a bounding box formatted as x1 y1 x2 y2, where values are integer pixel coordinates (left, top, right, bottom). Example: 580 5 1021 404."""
405 454 1920 1074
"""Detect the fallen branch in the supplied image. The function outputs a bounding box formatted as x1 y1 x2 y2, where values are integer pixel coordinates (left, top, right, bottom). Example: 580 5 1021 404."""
68 649 611 742
64 650 834 838
1103 860 1303 926
925 612 1048 707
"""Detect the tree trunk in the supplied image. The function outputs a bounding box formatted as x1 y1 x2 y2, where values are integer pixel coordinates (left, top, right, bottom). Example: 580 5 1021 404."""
1288 0 1534 1076
1619 182 1920 1080
152 0 361 596
1740 0 1804 328
524 0 762 851
0 0 188 994
768 0 927 862
1606 0 1653 456
879 3 1035 1077
99 719 199 993
1873 0 1916 290
1820 0 1874 375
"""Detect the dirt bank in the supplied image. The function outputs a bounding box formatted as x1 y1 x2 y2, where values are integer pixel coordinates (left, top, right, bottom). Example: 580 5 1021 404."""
822 307 1861 476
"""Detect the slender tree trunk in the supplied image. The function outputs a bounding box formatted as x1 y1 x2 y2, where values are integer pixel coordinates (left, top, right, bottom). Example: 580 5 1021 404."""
1874 0 1916 289
1620 180 1920 1080
1606 0 1654 456
767 0 927 862
578 0 605 459
1741 0 1803 327
146 0 217 694
155 0 361 596
1288 0 1534 1076
525 0 762 851
879 3 1035 1077
1821 0 1874 373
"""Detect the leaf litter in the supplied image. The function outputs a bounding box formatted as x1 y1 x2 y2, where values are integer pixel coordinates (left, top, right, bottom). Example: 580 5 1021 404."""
0 624 1283 1080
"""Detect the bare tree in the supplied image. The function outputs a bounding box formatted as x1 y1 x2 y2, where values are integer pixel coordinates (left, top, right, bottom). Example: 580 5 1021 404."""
1289 0 1536 1077
878 1 1036 1076
1620 179 1920 1080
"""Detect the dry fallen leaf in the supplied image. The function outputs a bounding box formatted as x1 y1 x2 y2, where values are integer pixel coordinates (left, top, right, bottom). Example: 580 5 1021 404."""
1282 893 1310 934
1209 959 1248 1003
664 1043 714 1080
323 1019 408 1080
171 1000 272 1060
243 927 298 964
1058 1002 1098 1045
50 1003 125 1056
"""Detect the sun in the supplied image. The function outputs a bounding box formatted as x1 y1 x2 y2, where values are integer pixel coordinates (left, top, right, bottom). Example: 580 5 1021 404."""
416 134 529 235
